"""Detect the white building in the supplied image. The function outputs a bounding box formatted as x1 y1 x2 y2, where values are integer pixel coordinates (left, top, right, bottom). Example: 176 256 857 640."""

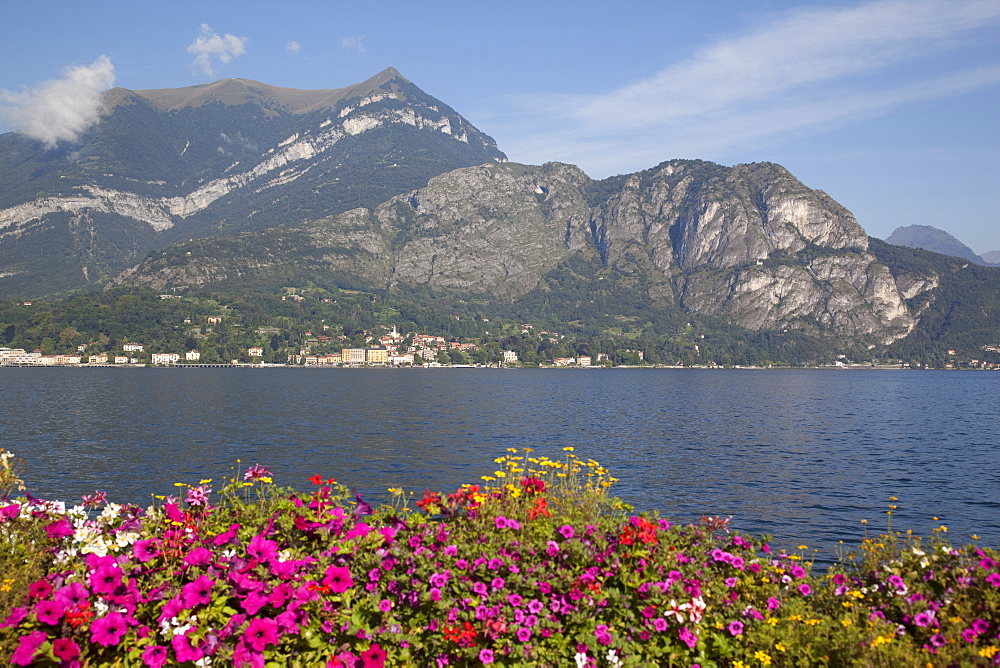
151 353 180 365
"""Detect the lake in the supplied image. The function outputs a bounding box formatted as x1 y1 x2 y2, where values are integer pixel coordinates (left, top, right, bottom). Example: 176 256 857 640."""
1 367 996 559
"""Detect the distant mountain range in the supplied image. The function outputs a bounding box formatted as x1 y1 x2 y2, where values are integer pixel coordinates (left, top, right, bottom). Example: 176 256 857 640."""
0 67 504 295
885 225 998 267
1 68 999 361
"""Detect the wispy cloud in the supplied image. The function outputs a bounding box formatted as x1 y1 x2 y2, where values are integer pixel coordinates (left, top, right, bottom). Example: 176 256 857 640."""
286 40 301 54
0 56 115 149
187 24 248 77
340 35 366 55
497 0 1000 176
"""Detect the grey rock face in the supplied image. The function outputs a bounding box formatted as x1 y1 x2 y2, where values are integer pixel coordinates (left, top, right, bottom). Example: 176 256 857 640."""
113 159 921 343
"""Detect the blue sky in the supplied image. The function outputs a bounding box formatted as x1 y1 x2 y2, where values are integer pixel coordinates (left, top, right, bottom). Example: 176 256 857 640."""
2 0 999 252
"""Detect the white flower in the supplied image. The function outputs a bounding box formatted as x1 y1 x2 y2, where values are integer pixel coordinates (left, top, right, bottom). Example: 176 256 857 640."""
574 653 588 668
606 649 622 667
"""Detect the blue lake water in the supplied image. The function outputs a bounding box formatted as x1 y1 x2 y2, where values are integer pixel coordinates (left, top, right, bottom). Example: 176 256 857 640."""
1 367 997 559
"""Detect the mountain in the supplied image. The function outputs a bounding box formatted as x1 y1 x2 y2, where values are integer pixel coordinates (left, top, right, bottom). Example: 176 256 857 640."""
109 159 925 347
982 250 1000 265
0 68 506 296
885 225 994 266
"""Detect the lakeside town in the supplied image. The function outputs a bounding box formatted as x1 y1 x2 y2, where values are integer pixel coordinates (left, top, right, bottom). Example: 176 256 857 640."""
0 325 610 369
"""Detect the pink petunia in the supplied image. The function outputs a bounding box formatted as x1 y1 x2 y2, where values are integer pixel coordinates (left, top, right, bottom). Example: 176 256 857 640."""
52 637 80 661
10 630 47 666
323 565 354 593
91 563 123 595
477 648 494 665
243 617 280 652
181 575 215 609
133 539 160 563
142 645 169 667
362 643 387 668
34 599 65 625
91 611 128 647
172 631 205 663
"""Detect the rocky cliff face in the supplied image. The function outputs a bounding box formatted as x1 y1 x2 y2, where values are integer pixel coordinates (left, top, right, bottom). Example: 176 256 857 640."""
111 159 926 344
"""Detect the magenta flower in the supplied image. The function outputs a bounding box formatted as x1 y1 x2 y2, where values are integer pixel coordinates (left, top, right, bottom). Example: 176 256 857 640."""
728 620 744 636
595 624 612 645
244 617 280 652
45 517 74 539
478 648 495 665
172 631 205 663
323 565 354 593
248 534 279 563
378 599 392 613
183 546 213 567
34 599 64 625
28 579 52 599
491 577 505 590
91 611 128 647
91 563 123 595
54 582 89 608
986 572 1000 587
10 630 47 666
914 610 936 627
182 575 215 609
243 463 272 482
495 516 509 529
972 618 990 635
0 504 19 521
559 524 575 539
142 645 169 667
798 583 812 596
133 539 160 563
517 626 532 642
653 617 668 632
678 626 698 649
52 638 80 662
362 642 387 668
185 485 211 506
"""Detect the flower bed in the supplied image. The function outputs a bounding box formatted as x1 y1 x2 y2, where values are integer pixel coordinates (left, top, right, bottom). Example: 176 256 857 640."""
0 447 998 666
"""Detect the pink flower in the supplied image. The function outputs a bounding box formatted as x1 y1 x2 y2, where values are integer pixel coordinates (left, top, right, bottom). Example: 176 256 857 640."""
45 517 74 539
478 648 494 665
728 620 744 636
91 563 123 595
52 638 80 661
378 599 392 613
244 617 280 652
182 575 215 609
91 611 128 647
185 485 211 506
244 464 272 481
248 534 279 563
142 645 169 667
798 584 812 596
172 631 204 663
183 546 213 567
34 599 64 625
133 539 160 563
678 626 698 649
323 565 354 593
11 630 47 666
362 643 387 668
54 582 89 608
495 516 509 529
559 525 575 539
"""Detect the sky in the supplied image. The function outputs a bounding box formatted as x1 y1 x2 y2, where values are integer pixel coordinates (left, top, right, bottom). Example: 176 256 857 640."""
1 0 999 253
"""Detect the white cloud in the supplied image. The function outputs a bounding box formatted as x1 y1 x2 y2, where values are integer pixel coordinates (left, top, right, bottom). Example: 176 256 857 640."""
187 24 248 77
0 55 116 149
497 0 1000 176
286 40 301 54
340 35 366 55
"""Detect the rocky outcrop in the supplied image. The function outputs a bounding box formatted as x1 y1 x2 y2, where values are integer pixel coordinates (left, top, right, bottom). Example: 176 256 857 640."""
112 159 923 344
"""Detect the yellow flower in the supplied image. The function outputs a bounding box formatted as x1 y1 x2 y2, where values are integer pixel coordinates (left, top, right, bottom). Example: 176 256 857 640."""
754 650 772 666
494 471 506 478
174 482 186 487
774 643 786 653
199 478 213 484
872 634 893 647
734 662 747 668
562 446 574 451
841 618 852 627
979 646 999 659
